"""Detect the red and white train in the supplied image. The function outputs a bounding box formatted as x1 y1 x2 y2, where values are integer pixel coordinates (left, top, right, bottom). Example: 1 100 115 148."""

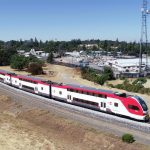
0 69 149 121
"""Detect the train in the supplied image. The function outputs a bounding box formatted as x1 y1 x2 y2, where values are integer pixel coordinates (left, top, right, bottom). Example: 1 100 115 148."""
0 69 149 121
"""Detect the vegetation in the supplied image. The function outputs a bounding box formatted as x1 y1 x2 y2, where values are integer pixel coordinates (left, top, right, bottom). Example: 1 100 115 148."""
0 38 150 60
122 133 135 143
81 67 114 85
28 62 43 75
108 78 150 95
10 54 44 75
47 52 54 63
27 55 44 66
10 55 28 70
0 49 17 66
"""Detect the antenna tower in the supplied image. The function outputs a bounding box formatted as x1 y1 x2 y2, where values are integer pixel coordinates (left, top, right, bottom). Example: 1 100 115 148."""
139 0 150 75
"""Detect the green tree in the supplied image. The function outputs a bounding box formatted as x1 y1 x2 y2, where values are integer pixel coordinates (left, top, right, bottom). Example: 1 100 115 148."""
0 49 17 66
103 66 114 80
27 55 44 66
47 52 54 63
10 55 28 70
97 74 109 85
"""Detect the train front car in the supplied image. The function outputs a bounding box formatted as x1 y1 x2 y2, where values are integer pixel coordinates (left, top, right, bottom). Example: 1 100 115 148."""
131 96 149 121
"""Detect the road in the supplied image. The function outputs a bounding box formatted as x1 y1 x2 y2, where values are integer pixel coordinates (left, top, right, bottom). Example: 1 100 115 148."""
0 82 150 146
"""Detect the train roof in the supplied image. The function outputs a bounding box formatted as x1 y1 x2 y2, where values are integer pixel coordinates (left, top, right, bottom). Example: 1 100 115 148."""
66 83 114 94
17 75 53 85
0 69 16 75
17 75 45 82
65 84 130 98
0 69 12 74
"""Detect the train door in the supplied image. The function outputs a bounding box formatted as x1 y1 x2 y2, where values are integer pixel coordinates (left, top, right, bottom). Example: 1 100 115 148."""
35 86 38 94
100 101 107 111
113 102 119 114
67 95 72 103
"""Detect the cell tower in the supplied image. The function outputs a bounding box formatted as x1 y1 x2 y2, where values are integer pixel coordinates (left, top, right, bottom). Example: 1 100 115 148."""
139 0 150 75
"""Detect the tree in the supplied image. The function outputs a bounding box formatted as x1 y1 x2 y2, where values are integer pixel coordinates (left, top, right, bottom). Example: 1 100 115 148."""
28 62 43 75
0 49 17 66
47 52 54 63
103 66 114 80
10 55 28 70
27 55 44 66
97 74 109 85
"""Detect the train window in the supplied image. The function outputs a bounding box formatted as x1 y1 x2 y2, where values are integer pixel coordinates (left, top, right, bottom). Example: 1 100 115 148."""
98 94 102 97
35 87 38 91
104 103 106 108
73 98 98 107
94 93 98 97
114 103 118 107
103 95 107 98
78 90 82 94
41 87 43 90
128 105 139 111
98 94 107 99
101 102 103 107
83 91 87 95
59 91 62 95
22 85 34 91
88 92 92 96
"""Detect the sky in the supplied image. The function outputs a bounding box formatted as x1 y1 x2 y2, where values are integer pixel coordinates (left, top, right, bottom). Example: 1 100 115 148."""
0 0 148 42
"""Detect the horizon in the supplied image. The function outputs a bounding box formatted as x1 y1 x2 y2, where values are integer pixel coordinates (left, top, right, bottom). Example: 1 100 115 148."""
0 0 149 42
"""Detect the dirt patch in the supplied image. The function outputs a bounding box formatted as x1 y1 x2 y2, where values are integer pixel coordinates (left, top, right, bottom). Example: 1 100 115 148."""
0 95 11 103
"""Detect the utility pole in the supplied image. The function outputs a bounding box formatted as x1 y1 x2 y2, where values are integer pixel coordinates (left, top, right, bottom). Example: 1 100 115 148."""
139 0 150 76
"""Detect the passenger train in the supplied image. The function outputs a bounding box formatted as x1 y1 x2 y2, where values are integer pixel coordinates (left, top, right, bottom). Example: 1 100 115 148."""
0 69 149 121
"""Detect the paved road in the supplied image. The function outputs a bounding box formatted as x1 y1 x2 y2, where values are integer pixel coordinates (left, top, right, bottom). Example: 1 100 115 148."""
0 82 150 146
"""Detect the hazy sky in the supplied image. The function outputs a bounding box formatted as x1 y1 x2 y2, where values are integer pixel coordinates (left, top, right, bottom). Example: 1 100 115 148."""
0 0 148 42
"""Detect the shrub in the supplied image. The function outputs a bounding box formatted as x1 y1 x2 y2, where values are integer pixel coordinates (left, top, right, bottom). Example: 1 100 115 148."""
122 133 134 143
97 74 109 85
114 84 124 89
123 79 129 86
132 83 144 93
107 83 114 88
120 76 126 80
132 78 147 85
28 62 43 75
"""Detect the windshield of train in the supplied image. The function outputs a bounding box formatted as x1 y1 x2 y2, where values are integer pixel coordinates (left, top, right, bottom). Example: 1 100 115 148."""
133 96 148 111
